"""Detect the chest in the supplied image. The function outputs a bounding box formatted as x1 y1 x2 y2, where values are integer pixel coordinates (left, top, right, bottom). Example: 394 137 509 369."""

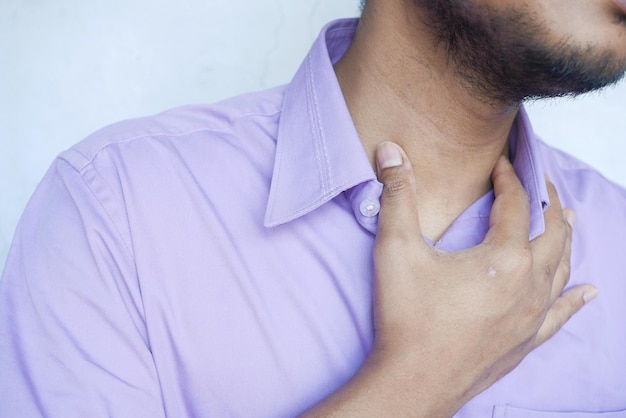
134 200 376 416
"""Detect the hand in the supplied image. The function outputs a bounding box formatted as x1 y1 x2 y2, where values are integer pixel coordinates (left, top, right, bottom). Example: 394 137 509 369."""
302 142 596 417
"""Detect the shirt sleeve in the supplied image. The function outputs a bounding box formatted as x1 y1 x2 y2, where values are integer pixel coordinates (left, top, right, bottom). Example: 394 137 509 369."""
0 157 165 417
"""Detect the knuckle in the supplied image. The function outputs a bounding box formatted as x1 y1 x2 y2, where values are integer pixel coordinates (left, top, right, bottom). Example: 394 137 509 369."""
557 217 569 242
513 187 531 208
381 171 412 201
542 262 554 282
559 257 572 281
498 245 533 276
547 213 569 244
564 214 573 236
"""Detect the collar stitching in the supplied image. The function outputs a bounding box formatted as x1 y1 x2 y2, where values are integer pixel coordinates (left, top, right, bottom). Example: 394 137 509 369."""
306 54 333 195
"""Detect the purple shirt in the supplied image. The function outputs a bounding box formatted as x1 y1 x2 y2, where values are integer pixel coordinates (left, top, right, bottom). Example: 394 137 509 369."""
1 18 625 417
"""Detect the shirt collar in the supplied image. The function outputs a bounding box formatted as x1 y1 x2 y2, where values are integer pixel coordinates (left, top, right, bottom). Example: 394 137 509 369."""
264 19 374 227
510 106 550 240
264 18 549 240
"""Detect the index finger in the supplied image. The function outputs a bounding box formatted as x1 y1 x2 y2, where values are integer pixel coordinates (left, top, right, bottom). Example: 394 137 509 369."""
482 155 531 248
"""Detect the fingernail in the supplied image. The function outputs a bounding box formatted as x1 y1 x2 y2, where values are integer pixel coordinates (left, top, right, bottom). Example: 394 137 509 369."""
376 142 403 170
583 287 599 303
565 210 576 227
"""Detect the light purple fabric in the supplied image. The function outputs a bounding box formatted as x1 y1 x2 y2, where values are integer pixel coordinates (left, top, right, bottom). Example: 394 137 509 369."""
1 18 625 417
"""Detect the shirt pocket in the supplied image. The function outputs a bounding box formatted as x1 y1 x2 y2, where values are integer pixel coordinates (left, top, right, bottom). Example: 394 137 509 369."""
493 405 626 418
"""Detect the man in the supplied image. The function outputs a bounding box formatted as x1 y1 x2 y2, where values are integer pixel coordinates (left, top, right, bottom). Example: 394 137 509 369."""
1 0 625 416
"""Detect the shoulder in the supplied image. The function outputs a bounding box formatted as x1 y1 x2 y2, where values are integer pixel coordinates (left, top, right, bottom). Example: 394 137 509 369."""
41 87 286 244
58 86 286 172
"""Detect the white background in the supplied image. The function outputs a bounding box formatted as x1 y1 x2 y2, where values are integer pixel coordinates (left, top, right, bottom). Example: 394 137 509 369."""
1 0 625 269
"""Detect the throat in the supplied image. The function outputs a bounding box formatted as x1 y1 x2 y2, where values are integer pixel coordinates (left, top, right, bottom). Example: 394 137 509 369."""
413 177 494 243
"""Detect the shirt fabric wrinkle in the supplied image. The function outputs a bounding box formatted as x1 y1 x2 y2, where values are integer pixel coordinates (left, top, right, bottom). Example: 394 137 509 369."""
1 17 625 418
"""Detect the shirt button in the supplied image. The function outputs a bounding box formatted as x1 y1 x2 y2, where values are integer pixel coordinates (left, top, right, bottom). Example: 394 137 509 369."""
359 198 380 217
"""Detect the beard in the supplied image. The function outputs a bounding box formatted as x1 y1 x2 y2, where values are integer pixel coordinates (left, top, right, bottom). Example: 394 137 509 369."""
414 0 626 105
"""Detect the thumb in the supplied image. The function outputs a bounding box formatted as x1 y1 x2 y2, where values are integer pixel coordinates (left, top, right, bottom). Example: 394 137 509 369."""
375 142 423 243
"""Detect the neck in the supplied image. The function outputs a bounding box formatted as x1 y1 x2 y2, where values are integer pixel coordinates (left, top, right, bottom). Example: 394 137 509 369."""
335 2 521 240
